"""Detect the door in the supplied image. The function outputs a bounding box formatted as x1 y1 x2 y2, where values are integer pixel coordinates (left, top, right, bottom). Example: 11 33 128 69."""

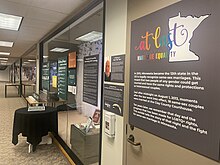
125 0 220 165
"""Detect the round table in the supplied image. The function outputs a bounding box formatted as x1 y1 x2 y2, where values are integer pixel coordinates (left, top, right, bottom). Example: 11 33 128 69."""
12 106 58 151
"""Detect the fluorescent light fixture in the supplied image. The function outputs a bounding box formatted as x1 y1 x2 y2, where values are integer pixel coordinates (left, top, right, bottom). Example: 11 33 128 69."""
24 62 30 63
0 57 8 60
0 41 13 47
75 31 102 42
43 56 48 58
0 60 7 63
0 13 23 31
0 52 10 55
0 62 7 65
28 59 35 62
50 48 69 53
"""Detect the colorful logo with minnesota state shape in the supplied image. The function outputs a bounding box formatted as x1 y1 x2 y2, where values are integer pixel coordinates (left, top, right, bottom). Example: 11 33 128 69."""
135 12 210 62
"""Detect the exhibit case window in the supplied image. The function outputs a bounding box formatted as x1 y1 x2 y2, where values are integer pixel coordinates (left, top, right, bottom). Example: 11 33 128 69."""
9 64 14 83
41 2 103 165
14 60 20 83
21 49 37 97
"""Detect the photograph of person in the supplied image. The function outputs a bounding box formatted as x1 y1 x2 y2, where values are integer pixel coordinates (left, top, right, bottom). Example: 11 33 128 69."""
104 58 111 81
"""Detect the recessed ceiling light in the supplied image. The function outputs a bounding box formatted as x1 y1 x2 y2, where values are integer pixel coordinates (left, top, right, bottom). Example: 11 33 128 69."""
28 59 35 62
0 63 7 65
0 52 10 55
0 57 8 60
50 48 69 53
0 41 14 47
75 31 102 42
0 13 23 31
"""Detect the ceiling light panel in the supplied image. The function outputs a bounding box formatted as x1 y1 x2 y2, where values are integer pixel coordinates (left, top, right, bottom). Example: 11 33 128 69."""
75 31 102 42
0 52 10 55
0 41 14 47
0 13 23 31
50 48 69 52
0 57 8 60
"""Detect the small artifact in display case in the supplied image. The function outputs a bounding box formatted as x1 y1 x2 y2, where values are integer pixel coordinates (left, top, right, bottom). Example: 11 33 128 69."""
92 109 100 124
84 117 93 133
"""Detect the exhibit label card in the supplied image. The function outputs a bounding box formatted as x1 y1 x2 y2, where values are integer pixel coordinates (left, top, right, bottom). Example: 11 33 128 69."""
129 0 220 160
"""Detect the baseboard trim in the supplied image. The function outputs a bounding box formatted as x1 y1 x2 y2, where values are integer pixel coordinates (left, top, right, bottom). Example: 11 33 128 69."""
50 133 76 165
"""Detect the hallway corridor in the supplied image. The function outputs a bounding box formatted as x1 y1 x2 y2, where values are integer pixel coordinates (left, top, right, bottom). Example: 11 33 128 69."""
0 82 69 165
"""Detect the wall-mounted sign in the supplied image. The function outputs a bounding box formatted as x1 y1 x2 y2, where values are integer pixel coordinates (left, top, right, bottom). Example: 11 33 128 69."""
111 55 125 83
104 84 124 116
50 61 58 88
42 62 50 91
68 69 76 86
52 76 57 88
129 0 220 160
83 54 99 106
58 56 68 100
104 55 125 83
68 52 76 68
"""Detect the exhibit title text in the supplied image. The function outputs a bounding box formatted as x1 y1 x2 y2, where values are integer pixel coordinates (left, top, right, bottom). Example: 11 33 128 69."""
135 23 189 61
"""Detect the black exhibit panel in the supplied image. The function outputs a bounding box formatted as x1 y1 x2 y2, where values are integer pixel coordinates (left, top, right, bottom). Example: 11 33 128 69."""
42 62 50 91
129 0 220 160
58 56 68 100
103 84 124 116
103 54 125 116
110 55 125 83
83 54 99 106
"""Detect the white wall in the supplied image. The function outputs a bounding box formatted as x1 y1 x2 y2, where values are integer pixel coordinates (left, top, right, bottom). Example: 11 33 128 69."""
0 66 9 82
101 0 127 165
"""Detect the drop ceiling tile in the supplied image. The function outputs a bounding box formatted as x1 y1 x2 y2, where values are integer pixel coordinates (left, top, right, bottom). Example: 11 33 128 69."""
26 6 67 23
11 40 34 55
0 29 19 41
10 46 32 57
5 0 33 6
0 0 28 16
0 47 11 52
0 0 92 59
31 0 88 14
14 40 34 45
17 26 47 41
22 18 56 30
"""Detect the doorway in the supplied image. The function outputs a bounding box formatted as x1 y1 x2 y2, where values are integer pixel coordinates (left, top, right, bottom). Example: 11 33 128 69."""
125 0 220 165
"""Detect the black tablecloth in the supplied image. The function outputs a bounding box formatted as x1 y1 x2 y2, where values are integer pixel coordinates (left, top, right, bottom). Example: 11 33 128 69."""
12 106 58 148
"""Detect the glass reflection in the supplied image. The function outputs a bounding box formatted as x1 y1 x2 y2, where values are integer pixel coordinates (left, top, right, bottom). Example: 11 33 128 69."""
43 8 103 165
